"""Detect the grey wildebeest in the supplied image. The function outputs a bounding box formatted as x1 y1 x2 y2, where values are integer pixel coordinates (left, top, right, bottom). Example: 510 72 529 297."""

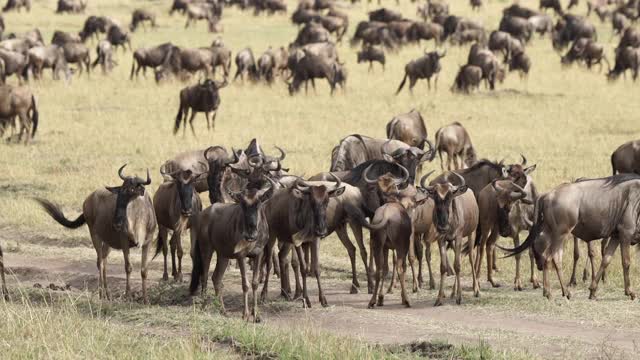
154 163 207 281
607 46 639 81
35 165 157 303
106 24 132 52
406 22 443 46
451 64 482 93
552 14 597 50
0 84 38 144
539 0 564 16
51 30 81 47
368 8 403 23
561 38 608 71
130 43 176 80
233 47 259 82
130 9 156 32
528 14 553 37
184 3 214 29
357 45 385 71
190 176 277 322
292 22 331 47
434 122 477 170
0 49 29 83
509 50 531 78
55 0 86 14
63 42 91 77
502 174 640 301
386 109 428 150
611 139 640 175
468 46 504 90
502 4 540 19
488 31 523 62
260 177 345 307
2 0 30 12
155 46 220 81
92 40 116 74
420 172 480 305
27 45 72 81
174 78 227 137
499 15 533 44
395 50 445 94
286 49 344 95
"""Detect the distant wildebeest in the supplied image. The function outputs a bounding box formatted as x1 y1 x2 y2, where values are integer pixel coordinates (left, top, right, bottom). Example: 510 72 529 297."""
190 176 277 322
450 29 486 46
386 20 414 42
0 37 41 54
509 175 540 290
369 8 402 23
27 45 72 81
357 45 385 71
154 163 207 281
509 50 531 78
55 0 86 14
258 50 276 83
502 4 539 19
0 49 29 83
539 0 564 15
79 16 114 42
407 22 443 46
434 122 477 170
169 0 191 15
175 78 227 136
313 15 349 42
552 14 597 50
234 47 259 82
130 9 156 32
51 30 81 47
607 46 639 81
0 84 37 143
468 46 503 90
106 24 132 52
292 22 331 47
2 0 30 12
528 14 553 37
561 38 608 71
611 139 640 175
286 49 344 95
35 165 157 303
488 31 523 62
616 27 640 51
499 15 533 43
92 40 116 74
291 6 317 25
470 0 482 10
155 47 222 80
130 43 176 79
395 50 445 94
611 12 629 35
420 172 480 305
184 3 214 28
209 41 232 78
451 64 482 93
503 174 640 301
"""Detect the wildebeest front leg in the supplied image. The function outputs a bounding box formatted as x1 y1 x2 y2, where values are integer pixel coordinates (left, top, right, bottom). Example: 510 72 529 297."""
569 236 580 287
237 256 252 320
158 226 169 281
212 256 229 314
336 225 359 293
205 112 211 131
453 236 463 304
140 240 151 304
425 239 436 289
1 243 8 300
368 237 382 309
619 237 635 300
188 111 198 138
169 231 180 280
512 231 523 291
98 242 111 300
435 238 447 306
589 237 619 299
251 253 263 322
311 238 328 307
259 238 274 304
121 240 133 298
294 245 311 308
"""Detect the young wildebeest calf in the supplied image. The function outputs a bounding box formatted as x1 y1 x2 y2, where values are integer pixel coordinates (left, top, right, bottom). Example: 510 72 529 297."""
357 45 385 72
396 50 445 94
35 165 157 303
174 78 227 137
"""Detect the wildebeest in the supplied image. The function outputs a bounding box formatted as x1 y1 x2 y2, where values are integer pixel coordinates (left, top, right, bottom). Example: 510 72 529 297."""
154 163 207 281
451 64 482 93
79 16 115 42
156 46 222 81
170 0 191 15
130 9 157 32
508 175 540 290
552 14 597 50
450 29 486 46
0 37 41 54
503 4 539 19
468 47 503 90
190 176 277 322
184 3 214 28
313 15 349 42
499 15 533 43
35 165 157 303
291 6 318 25
175 78 227 136
611 139 640 175
528 14 553 37
292 22 331 47
0 49 29 83
488 31 523 62
434 122 476 170
27 45 72 81
92 40 116 74
539 0 564 15
209 41 232 78
286 49 344 95
502 174 640 301
130 43 176 80
509 50 531 78
2 0 30 12
55 0 86 14
617 27 640 50
561 38 608 71
257 50 276 83
607 46 639 80
386 109 428 151
0 84 38 143
51 30 81 47
611 12 629 35
107 24 132 52
395 50 445 94
356 45 385 71
234 47 259 82
368 8 403 23
406 22 443 46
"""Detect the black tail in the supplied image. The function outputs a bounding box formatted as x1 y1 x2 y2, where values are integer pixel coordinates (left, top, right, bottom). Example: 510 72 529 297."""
153 232 164 260
395 72 407 95
34 198 85 229
30 95 38 137
129 56 136 80
611 153 617 176
174 104 183 135
344 203 387 231
497 199 544 258
189 236 203 295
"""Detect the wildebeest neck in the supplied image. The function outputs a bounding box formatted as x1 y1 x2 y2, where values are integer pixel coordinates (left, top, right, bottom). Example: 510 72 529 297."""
113 193 136 232
176 181 195 216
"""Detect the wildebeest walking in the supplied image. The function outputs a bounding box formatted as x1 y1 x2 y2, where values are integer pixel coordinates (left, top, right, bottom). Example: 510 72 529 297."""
130 43 176 80
174 78 227 137
396 50 445 94
130 9 156 32
35 165 157 303
0 84 38 144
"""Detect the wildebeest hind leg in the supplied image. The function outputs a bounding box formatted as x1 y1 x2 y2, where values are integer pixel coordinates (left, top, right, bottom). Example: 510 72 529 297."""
205 112 211 131
620 238 635 300
311 239 328 307
336 225 359 293
569 236 580 286
188 111 198 138
294 245 311 308
529 248 539 288
552 250 570 299
589 237 618 299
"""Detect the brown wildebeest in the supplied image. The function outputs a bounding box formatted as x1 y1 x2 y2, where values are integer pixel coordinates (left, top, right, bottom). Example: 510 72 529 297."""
155 47 219 81
313 15 349 42
357 45 385 71
434 121 477 170
612 12 629 36
56 0 86 14
528 15 553 37
51 30 81 47
0 84 37 144
170 0 191 15
552 14 597 50
154 163 207 281
210 41 232 79
368 8 402 23
539 0 564 16
499 15 533 44
386 109 428 150
407 22 443 46
174 78 227 137
286 49 344 95
79 16 111 42
611 139 640 175
27 45 72 81
421 172 480 305
509 50 531 79
63 42 90 77
395 50 446 94
130 43 176 80
190 176 277 322
617 27 640 50
35 165 157 303
470 0 482 10
607 46 639 81
233 48 259 82
451 64 482 93
106 24 132 52
502 174 640 301
488 31 522 62
185 3 214 29
92 40 117 74
561 38 608 71
467 46 504 90
260 176 345 307
291 22 331 47
0 49 29 83
450 29 486 46
2 0 30 12
130 9 156 32
474 180 530 288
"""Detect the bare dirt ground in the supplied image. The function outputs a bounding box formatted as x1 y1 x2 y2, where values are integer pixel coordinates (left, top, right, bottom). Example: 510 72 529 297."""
4 228 640 360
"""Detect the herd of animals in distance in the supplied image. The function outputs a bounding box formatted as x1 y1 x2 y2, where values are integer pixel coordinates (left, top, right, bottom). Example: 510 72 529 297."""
0 0 639 323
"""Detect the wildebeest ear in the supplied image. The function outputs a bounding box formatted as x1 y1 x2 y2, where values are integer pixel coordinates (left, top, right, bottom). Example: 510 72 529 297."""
105 186 120 194
524 164 537 175
328 186 345 198
383 153 394 163
292 188 305 199
453 185 468 197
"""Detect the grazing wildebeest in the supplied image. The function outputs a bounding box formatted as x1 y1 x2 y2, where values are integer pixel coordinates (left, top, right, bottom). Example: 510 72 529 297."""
107 25 132 52
0 49 29 83
175 78 227 136
79 16 114 42
184 3 214 28
386 109 428 150
313 15 349 42
451 64 482 93
488 31 523 61
539 0 564 15
154 163 207 281
190 176 277 322
35 165 157 303
357 45 385 71
156 47 222 80
369 8 403 23
2 0 30 12
51 30 81 47
607 46 639 81
130 43 176 79
502 174 640 301
617 27 639 50
499 15 533 43
552 14 597 50
509 175 540 290
260 177 345 307
55 0 86 14
0 84 38 143
421 172 480 305
509 50 531 78
528 14 553 37
395 50 446 94
434 122 476 170
561 38 608 71
233 47 259 82
27 45 72 81
406 22 443 46
130 9 156 32
286 49 344 95
611 139 640 175
474 180 530 288
92 40 116 74
468 47 503 90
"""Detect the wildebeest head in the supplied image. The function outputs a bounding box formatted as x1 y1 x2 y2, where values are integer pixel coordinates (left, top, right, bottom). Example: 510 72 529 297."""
160 162 208 216
425 49 446 72
420 171 468 234
291 174 345 238
226 176 276 241
204 146 241 204
231 139 287 188
504 154 536 188
106 164 151 232
363 162 409 203
491 179 531 237
382 139 435 183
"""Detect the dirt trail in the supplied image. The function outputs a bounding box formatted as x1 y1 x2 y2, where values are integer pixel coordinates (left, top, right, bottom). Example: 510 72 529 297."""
4 252 639 359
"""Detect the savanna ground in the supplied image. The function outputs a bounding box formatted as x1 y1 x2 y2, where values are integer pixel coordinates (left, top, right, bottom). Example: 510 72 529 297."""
1 0 640 358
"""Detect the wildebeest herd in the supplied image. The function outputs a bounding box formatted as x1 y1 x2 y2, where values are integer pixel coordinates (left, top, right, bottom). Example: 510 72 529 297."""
0 0 640 323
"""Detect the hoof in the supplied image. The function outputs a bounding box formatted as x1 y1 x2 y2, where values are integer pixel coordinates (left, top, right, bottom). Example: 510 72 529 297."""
491 282 501 288
514 285 523 291
253 315 262 323
319 296 328 307
532 281 540 289
474 291 480 298
412 287 418 293
629 292 636 301
434 298 443 307
280 290 293 301
403 300 411 308
456 298 461 305
565 291 572 300
368 301 375 309
377 295 384 306
162 273 169 281
350 285 359 295
302 297 311 308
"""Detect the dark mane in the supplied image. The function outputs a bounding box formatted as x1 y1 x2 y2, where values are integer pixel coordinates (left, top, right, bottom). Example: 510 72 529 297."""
342 160 404 185
460 159 504 173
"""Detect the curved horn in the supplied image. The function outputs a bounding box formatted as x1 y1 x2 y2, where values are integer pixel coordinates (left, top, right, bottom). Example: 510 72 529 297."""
328 172 342 190
274 146 286 161
394 164 410 185
225 148 240 165
520 154 527 166
363 163 378 184
420 170 435 188
142 168 151 185
258 175 277 198
423 138 436 161
294 177 311 192
118 164 128 181
450 171 465 186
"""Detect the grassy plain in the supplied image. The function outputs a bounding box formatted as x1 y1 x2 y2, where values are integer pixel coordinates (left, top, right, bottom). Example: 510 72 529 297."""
1 0 640 358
